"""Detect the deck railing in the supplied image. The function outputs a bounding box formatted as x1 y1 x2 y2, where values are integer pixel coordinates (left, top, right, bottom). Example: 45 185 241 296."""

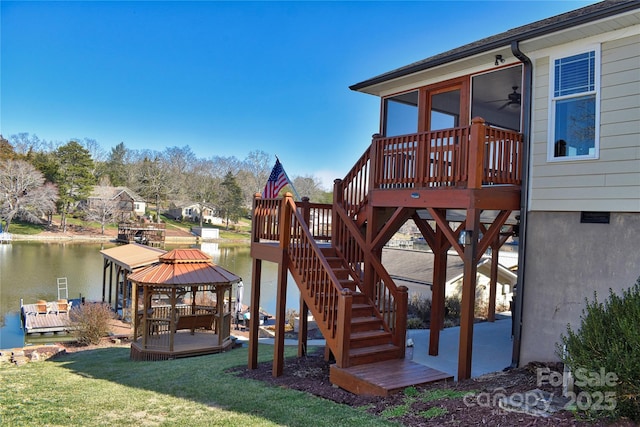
297 198 333 242
372 118 522 189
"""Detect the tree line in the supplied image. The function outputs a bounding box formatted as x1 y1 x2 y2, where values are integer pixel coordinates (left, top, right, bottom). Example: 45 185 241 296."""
0 133 332 233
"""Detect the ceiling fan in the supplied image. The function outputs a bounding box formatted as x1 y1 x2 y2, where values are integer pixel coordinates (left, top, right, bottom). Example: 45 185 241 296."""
488 86 521 110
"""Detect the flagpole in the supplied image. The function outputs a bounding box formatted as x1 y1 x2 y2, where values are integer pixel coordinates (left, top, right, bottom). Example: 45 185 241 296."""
275 155 301 201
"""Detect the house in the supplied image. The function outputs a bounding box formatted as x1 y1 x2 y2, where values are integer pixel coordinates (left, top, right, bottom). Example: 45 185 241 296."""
249 0 639 395
165 202 223 225
86 186 146 220
382 248 517 316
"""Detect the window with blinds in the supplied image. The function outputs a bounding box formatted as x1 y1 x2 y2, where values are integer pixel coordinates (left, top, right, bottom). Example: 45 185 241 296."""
549 49 599 160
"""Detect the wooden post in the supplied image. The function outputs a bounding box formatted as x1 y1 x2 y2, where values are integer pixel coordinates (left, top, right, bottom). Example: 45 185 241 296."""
396 286 408 354
429 223 448 355
102 259 108 303
273 193 293 377
169 287 176 352
132 282 139 342
298 295 308 358
335 289 353 368
488 236 499 322
141 285 148 347
248 257 262 370
249 193 263 370
458 208 480 380
468 117 486 189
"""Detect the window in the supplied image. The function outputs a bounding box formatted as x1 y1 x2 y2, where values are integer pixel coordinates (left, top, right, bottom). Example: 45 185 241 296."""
549 49 599 160
383 91 418 137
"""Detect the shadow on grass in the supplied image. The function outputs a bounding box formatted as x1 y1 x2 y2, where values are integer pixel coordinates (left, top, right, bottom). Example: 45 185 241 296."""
50 344 390 427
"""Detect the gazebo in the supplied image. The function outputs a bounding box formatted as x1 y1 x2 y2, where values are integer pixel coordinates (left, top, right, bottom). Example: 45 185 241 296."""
128 248 241 361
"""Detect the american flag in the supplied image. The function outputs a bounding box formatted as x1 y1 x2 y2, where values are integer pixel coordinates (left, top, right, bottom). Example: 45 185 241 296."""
262 159 290 198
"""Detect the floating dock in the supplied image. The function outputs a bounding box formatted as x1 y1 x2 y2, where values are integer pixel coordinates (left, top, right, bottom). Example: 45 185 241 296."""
21 303 74 336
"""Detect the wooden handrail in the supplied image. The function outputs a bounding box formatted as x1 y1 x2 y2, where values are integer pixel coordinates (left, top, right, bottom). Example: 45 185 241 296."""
340 147 371 219
371 119 522 189
281 195 352 356
332 200 407 348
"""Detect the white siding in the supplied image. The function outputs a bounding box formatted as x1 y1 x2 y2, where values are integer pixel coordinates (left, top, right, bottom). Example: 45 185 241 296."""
529 34 640 212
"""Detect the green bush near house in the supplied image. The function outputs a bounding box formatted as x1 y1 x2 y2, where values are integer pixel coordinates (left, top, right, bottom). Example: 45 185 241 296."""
558 277 640 422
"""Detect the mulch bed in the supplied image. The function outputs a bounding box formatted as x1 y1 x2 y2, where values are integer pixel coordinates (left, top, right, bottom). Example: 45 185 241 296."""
231 347 635 427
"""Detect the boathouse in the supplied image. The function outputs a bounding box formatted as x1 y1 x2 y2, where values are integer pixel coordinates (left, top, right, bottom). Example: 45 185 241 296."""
100 243 167 321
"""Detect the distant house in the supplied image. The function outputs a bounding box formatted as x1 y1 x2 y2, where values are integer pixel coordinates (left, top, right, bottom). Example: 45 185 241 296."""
165 202 223 225
383 248 517 313
86 186 146 220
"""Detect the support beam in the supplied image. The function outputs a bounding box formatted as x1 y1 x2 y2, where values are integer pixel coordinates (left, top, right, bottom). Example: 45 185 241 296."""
426 207 465 259
458 208 481 380
371 207 414 251
273 194 293 377
429 223 448 356
273 255 288 377
248 258 262 370
298 295 308 358
488 236 500 322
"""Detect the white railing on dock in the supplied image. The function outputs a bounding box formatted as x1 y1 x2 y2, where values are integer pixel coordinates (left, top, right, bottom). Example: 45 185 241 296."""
0 232 12 243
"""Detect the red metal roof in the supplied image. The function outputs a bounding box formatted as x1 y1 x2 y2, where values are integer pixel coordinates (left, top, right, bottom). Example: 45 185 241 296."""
128 248 241 286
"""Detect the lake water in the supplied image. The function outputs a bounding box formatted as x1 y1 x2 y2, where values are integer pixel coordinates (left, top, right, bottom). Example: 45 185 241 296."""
0 241 300 350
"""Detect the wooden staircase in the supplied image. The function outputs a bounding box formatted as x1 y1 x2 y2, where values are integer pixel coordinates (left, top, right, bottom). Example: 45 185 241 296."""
249 120 522 394
320 248 401 367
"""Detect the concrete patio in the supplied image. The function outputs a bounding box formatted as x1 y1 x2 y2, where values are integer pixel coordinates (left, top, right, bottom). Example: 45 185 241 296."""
240 313 514 381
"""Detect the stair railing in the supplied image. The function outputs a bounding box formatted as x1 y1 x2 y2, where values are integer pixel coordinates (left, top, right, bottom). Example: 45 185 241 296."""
331 197 407 351
280 194 353 367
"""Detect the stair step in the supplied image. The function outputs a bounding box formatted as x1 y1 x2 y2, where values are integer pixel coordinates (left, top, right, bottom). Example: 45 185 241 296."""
324 256 342 268
352 303 374 317
348 344 400 366
339 279 357 291
351 293 368 304
350 330 393 348
350 316 384 333
333 268 351 280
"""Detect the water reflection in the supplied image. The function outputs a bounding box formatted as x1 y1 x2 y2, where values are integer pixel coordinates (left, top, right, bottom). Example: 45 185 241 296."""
0 241 300 349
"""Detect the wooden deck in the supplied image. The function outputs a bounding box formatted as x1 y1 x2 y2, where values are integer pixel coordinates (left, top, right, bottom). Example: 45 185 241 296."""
330 358 453 397
21 304 73 335
130 330 236 361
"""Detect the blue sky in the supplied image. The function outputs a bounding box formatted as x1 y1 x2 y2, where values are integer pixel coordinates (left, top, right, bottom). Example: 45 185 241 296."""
1 1 596 189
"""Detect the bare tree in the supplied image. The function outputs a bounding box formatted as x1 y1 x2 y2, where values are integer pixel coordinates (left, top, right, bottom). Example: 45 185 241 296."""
292 175 325 201
0 159 59 231
84 197 120 234
238 150 272 207
134 156 174 223
184 158 219 227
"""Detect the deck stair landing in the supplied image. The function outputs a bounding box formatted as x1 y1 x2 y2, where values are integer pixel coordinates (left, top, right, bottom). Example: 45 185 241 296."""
330 358 453 396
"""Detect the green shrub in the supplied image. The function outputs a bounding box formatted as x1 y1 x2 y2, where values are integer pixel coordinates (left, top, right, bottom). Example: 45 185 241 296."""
406 316 424 329
407 294 430 324
558 277 640 422
444 296 461 319
69 302 115 345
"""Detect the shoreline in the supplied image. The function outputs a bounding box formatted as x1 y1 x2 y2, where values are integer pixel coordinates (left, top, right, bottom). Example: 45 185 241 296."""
7 230 250 245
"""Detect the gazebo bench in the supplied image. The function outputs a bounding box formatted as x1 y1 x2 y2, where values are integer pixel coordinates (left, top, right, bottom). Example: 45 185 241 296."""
175 313 215 335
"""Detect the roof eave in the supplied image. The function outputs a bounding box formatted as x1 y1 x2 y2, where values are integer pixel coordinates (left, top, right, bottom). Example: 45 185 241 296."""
349 1 639 93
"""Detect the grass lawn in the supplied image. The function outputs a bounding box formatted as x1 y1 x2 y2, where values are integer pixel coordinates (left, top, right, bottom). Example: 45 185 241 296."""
0 345 395 427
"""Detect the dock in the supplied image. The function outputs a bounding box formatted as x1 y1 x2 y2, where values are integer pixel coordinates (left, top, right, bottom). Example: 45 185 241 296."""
0 232 11 243
21 303 74 335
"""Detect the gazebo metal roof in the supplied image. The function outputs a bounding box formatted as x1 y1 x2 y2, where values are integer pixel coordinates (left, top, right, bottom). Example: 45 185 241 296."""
128 248 241 286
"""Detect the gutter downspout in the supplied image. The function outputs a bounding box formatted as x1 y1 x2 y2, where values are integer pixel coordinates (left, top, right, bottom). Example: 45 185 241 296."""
510 40 532 368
